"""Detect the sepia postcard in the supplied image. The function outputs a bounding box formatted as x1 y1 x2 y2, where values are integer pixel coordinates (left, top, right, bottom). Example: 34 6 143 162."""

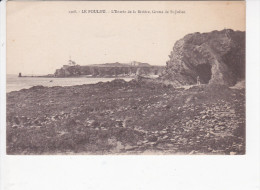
6 1 246 155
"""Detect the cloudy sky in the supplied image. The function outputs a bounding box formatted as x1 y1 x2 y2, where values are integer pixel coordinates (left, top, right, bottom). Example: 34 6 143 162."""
7 1 245 75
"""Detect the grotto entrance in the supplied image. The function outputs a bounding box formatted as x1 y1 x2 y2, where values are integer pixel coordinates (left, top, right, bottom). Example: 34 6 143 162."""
196 64 212 84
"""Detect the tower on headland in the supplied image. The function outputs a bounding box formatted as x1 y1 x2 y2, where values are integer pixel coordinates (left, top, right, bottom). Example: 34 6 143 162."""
18 72 22 77
68 56 76 66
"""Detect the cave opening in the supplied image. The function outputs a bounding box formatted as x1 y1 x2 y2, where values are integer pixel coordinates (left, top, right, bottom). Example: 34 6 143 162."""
196 64 212 84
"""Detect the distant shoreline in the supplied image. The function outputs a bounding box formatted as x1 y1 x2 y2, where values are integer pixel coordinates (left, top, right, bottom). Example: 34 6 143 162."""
17 75 137 79
6 75 134 93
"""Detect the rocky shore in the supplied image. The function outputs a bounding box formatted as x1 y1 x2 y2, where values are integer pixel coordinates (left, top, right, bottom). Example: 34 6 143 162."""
6 79 245 155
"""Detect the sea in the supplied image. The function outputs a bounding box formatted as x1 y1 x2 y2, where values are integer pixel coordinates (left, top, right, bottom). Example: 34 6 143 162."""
6 75 132 93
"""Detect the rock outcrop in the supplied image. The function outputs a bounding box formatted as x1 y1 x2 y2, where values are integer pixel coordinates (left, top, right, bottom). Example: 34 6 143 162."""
54 62 164 78
162 29 245 86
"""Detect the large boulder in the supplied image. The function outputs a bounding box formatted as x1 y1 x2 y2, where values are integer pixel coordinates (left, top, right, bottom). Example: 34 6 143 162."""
162 29 245 86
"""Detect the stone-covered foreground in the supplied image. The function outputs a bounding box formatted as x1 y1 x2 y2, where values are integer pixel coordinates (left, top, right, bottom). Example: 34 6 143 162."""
6 79 245 155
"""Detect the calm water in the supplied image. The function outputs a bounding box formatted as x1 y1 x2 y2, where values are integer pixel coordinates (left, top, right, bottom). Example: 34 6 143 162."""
6 75 132 93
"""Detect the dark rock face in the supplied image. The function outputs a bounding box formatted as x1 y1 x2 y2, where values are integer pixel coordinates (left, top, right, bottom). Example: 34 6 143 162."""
162 29 245 86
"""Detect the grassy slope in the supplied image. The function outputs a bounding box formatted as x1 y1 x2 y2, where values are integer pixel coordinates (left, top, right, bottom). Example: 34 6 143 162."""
6 79 245 154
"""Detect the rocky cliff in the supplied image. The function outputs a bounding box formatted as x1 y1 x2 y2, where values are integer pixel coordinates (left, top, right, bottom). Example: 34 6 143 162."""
54 62 164 78
162 29 245 86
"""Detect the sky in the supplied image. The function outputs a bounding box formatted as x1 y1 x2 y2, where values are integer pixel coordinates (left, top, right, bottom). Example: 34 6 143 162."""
7 1 245 75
